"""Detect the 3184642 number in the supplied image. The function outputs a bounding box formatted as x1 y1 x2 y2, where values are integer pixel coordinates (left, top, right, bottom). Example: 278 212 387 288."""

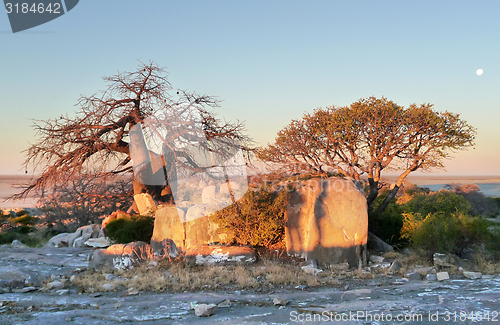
5 2 61 14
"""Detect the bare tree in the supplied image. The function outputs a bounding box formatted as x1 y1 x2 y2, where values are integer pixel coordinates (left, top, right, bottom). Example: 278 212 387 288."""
258 97 476 215
36 172 132 227
12 62 253 208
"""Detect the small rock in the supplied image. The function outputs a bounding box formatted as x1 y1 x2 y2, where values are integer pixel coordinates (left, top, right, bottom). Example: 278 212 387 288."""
436 272 450 281
127 288 140 296
147 260 158 269
295 285 307 290
47 281 64 290
425 274 437 281
216 299 231 308
433 253 456 267
369 255 385 263
56 289 69 295
482 275 494 279
104 273 116 281
194 303 217 317
273 298 288 306
20 286 37 293
414 266 434 276
301 265 323 276
102 283 117 291
11 240 28 248
388 260 401 272
70 275 76 283
407 271 422 281
463 271 482 280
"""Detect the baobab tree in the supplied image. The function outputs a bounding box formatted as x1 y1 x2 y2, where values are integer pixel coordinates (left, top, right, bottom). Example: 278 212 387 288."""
13 62 253 210
258 97 476 215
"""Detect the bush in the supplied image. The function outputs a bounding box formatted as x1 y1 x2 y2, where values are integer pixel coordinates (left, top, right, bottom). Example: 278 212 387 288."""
401 211 490 256
461 192 500 217
211 187 289 247
10 214 39 226
371 188 475 245
402 190 471 216
370 193 405 245
105 215 154 244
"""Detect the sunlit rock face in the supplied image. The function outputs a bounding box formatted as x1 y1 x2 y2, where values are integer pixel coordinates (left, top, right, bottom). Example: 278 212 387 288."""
285 177 368 268
150 206 225 253
89 241 151 271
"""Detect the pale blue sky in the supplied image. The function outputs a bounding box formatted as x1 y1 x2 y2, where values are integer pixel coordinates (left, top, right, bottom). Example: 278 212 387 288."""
1 1 499 175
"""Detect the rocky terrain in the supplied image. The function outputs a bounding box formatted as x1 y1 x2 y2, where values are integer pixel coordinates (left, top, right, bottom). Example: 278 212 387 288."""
1 244 499 324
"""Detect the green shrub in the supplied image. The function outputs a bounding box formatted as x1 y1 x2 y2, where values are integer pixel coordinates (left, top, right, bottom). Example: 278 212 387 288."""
10 214 39 226
0 231 19 245
211 187 289 247
371 189 475 246
15 209 29 217
105 215 154 244
490 197 500 213
402 190 471 216
370 193 405 245
401 211 490 256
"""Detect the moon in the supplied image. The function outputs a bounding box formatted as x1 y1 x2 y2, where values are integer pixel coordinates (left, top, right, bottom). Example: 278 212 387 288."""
476 69 483 75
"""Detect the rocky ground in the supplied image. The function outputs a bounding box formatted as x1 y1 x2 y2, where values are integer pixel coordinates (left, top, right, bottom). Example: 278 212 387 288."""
1 245 500 324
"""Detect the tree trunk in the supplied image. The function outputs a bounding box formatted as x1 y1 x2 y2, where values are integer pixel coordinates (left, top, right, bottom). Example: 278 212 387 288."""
375 185 400 215
366 178 379 215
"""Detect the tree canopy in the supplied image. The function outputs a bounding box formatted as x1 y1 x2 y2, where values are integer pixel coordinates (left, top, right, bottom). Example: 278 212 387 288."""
13 62 253 209
258 97 476 214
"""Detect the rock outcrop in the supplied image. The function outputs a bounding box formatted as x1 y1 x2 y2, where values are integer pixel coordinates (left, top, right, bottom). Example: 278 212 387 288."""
150 205 225 253
89 241 151 270
285 177 368 268
45 224 109 248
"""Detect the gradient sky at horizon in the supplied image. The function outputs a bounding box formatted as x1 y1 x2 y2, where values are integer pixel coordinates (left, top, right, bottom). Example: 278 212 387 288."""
1 1 499 176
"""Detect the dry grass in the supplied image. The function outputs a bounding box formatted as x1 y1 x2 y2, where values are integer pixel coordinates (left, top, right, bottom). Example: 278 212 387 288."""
471 251 500 274
69 248 500 294
70 256 344 293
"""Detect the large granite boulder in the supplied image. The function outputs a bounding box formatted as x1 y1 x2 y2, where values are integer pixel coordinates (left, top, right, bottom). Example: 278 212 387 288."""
68 224 101 247
285 177 368 268
151 205 225 253
44 233 72 247
134 193 157 216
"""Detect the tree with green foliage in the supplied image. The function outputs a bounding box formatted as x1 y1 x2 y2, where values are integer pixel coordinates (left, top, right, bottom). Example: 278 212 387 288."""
259 97 476 215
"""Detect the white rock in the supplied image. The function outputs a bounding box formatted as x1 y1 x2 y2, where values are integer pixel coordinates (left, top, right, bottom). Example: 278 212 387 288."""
425 274 437 281
47 281 64 290
301 265 323 276
436 272 450 281
273 298 288 306
20 287 37 293
102 283 117 291
45 233 71 247
11 240 28 248
85 237 111 248
369 255 385 263
194 303 217 317
463 271 482 280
